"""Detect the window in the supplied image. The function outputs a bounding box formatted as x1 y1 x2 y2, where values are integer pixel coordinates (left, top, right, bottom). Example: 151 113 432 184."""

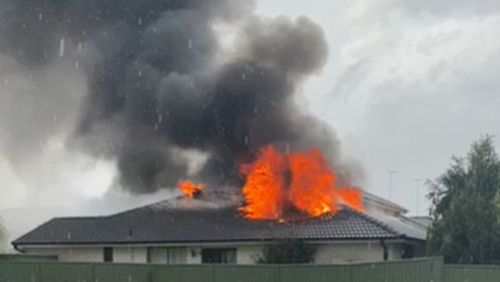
201 248 236 264
148 247 187 264
103 247 113 262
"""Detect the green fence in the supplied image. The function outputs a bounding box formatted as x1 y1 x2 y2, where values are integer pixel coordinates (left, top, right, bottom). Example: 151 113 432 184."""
0 258 447 282
443 264 500 282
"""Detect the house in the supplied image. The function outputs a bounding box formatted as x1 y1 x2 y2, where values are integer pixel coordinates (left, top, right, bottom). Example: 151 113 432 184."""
12 192 427 264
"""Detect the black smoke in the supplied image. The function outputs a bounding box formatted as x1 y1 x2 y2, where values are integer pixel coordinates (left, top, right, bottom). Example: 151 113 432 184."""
0 0 353 193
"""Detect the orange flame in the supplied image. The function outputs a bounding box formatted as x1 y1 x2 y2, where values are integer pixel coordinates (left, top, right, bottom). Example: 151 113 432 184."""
239 146 286 220
240 145 364 221
177 180 204 198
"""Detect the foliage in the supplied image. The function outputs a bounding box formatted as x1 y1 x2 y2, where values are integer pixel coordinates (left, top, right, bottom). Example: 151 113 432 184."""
427 136 500 264
256 240 316 264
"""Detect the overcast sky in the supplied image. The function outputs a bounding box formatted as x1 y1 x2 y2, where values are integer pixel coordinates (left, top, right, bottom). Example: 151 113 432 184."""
1 0 500 219
256 0 500 214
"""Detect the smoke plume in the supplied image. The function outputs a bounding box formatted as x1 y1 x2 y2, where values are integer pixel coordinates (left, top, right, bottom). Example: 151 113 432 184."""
0 0 357 194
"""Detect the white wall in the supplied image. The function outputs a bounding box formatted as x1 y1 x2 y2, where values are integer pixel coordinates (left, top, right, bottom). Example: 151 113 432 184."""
24 247 103 262
20 241 415 264
236 245 262 264
181 245 263 264
113 246 147 263
314 241 403 264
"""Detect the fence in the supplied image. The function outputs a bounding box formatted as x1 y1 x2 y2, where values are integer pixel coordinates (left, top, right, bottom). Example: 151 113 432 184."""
443 264 500 282
0 257 497 282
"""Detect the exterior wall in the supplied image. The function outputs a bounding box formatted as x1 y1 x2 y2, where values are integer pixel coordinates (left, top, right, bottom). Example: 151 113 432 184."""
186 247 201 264
236 245 262 264
314 242 386 264
20 241 422 264
113 246 147 263
24 247 103 262
182 245 263 264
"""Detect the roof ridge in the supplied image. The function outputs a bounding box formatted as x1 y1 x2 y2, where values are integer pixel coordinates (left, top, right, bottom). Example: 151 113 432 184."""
106 197 181 218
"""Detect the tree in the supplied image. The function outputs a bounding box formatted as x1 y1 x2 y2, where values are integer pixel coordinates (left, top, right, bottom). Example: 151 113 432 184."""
427 136 500 264
256 240 316 264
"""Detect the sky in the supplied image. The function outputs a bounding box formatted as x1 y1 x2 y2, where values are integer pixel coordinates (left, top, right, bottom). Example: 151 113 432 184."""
1 0 500 231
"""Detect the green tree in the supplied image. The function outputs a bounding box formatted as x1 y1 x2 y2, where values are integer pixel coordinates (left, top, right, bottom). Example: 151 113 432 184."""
427 136 500 264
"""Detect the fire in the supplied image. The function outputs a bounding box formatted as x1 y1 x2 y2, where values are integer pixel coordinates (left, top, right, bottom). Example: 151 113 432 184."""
288 148 338 217
239 146 286 220
240 145 364 221
177 180 204 198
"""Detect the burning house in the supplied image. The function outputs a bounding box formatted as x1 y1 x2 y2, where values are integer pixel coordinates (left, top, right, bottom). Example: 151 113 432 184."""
12 183 427 264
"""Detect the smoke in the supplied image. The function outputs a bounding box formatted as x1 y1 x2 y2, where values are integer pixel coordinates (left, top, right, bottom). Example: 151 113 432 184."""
0 0 359 195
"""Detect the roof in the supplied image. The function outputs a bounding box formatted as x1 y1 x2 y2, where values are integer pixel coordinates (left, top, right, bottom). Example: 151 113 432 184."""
363 192 409 214
409 216 432 228
13 198 426 247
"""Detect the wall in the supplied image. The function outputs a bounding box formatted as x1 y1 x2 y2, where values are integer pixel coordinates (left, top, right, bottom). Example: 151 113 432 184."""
113 246 147 263
21 241 415 265
182 244 263 264
24 247 103 262
315 241 387 264
237 245 263 264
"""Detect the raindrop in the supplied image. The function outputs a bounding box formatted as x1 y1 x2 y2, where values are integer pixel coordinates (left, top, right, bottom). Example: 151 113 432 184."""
74 60 80 70
3 77 8 85
154 123 159 131
138 17 143 26
244 135 249 145
188 39 193 49
138 69 143 77
158 114 163 124
59 38 65 57
38 13 43 21
78 42 83 53
241 73 246 80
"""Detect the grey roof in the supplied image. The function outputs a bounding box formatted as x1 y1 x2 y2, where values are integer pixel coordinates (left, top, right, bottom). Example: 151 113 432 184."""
409 216 432 228
13 199 425 247
363 192 408 214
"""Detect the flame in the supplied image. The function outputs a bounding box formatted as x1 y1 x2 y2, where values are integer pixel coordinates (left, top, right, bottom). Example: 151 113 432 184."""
288 148 338 216
239 146 286 220
240 145 364 221
177 180 204 198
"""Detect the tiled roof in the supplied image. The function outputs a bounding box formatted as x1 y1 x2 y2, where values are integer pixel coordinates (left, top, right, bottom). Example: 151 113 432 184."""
13 199 425 246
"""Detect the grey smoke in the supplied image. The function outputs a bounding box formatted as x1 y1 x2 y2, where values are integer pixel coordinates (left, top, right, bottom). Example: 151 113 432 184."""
0 0 355 193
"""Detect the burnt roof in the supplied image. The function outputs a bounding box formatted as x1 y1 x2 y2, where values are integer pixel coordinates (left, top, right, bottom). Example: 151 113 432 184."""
13 199 425 247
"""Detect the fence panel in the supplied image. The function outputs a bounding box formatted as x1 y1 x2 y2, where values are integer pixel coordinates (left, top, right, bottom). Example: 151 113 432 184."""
39 262 93 282
151 265 213 282
351 258 442 282
110 264 152 282
213 265 275 282
278 264 351 282
0 262 39 282
444 265 500 282
94 264 114 282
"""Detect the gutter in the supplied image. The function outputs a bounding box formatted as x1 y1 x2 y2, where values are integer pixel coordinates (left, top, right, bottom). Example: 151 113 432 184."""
12 243 24 254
